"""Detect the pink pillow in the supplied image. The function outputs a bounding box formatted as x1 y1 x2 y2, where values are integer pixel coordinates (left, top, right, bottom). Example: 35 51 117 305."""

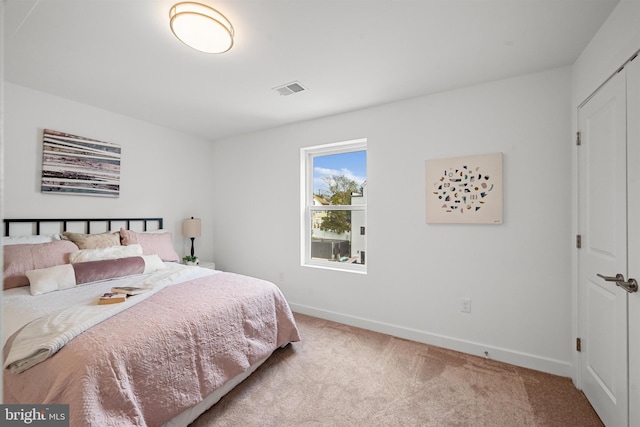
3 240 79 290
26 255 165 295
119 228 180 262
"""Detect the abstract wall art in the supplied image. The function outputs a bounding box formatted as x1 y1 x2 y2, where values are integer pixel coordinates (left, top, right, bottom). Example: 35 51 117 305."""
425 152 503 224
41 129 121 197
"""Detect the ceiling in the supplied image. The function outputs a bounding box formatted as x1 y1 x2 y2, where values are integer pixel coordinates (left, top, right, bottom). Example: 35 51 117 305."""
4 0 619 142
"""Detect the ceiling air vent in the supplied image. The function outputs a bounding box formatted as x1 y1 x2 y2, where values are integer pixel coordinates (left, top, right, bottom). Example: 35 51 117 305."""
273 81 307 96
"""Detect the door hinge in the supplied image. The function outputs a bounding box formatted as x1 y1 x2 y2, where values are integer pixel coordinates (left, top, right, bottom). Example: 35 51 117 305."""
576 337 582 352
576 131 581 146
576 235 582 249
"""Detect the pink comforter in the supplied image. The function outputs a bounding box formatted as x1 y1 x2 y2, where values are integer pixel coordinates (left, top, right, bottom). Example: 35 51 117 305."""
3 272 300 426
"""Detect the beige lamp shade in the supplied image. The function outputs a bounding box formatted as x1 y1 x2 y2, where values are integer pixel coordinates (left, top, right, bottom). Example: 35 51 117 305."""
183 217 202 238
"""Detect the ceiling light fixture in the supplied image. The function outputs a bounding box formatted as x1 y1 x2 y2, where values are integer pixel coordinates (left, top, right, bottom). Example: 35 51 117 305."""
169 2 234 54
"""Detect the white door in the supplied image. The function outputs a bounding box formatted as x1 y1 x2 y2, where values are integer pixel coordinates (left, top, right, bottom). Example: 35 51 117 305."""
626 55 640 427
578 69 629 426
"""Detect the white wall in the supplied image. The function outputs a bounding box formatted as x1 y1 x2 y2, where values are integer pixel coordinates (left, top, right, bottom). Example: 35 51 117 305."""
571 1 640 424
212 67 573 376
572 0 640 105
3 83 216 261
1 0 6 404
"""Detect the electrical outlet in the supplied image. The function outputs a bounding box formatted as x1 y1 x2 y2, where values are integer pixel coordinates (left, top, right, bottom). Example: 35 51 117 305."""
461 298 471 313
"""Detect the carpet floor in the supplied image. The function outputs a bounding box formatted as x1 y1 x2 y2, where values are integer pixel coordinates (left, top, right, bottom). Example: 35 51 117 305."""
190 313 603 427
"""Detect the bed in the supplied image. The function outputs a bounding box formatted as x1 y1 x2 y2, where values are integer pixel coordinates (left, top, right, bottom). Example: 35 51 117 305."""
2 217 300 426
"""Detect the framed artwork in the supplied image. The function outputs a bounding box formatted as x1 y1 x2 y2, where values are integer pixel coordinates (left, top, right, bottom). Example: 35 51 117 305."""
41 129 121 198
425 152 503 224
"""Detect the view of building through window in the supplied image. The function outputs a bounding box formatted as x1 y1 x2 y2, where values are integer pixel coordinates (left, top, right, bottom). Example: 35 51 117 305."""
310 149 366 265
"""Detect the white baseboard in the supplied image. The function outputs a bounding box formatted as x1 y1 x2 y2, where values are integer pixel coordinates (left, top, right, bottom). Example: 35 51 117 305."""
289 303 572 378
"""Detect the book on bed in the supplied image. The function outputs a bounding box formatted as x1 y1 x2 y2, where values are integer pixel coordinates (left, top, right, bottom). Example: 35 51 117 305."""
110 286 149 296
98 293 127 305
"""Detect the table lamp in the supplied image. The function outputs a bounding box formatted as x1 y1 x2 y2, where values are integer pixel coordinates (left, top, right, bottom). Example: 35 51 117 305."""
182 217 202 257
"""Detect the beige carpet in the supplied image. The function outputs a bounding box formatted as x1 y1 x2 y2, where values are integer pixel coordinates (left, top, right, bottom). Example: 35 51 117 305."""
190 313 603 427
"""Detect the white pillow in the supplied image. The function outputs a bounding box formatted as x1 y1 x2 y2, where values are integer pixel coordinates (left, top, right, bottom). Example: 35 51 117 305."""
69 244 143 263
142 254 166 273
2 234 61 245
26 264 76 295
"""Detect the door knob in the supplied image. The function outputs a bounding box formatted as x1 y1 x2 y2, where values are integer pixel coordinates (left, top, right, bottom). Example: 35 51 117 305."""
597 273 639 293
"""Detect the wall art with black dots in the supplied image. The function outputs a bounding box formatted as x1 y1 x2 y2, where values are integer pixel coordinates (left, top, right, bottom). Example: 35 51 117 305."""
425 152 503 224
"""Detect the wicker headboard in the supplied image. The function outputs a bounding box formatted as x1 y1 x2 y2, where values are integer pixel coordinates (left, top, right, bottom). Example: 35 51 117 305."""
3 218 164 237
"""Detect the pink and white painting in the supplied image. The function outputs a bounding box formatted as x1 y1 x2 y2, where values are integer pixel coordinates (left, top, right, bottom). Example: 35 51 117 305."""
41 129 121 198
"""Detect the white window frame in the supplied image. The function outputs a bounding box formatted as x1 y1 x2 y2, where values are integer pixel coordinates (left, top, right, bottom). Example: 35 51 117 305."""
300 138 367 274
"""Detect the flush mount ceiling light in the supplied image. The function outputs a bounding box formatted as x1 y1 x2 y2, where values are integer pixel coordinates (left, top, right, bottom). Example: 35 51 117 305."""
169 2 234 54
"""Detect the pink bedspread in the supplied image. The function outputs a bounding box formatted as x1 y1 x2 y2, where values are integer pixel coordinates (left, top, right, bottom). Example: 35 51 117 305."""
3 272 300 426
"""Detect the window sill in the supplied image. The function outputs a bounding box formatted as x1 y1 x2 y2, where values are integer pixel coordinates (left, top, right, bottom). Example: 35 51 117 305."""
302 261 367 275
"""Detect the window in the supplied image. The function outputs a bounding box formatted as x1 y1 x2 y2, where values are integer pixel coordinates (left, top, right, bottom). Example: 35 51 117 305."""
301 139 367 273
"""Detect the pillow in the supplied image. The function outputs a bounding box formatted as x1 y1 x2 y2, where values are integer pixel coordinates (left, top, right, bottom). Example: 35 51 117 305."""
3 240 79 290
25 264 76 294
2 234 61 245
119 228 180 262
27 255 166 295
141 253 166 273
62 231 120 249
69 244 143 263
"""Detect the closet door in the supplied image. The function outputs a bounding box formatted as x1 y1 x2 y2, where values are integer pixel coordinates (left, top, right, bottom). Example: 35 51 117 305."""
577 68 628 427
627 54 639 427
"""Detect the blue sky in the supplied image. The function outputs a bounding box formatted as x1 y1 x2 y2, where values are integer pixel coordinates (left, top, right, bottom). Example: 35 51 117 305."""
313 150 366 194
